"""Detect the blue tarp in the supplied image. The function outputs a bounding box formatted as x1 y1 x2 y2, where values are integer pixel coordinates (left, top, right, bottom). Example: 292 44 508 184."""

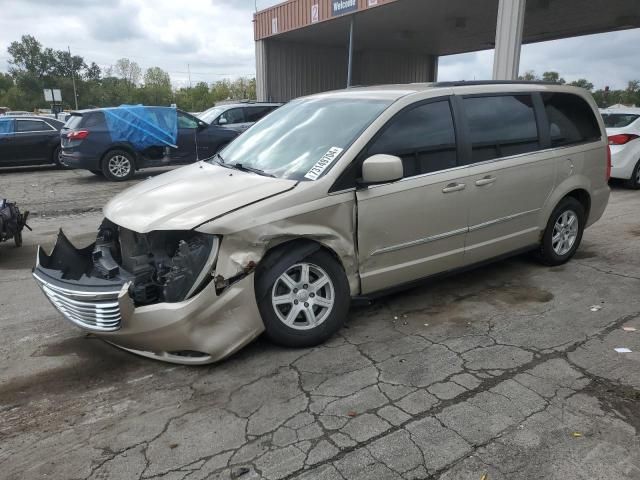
0 118 13 135
103 105 178 150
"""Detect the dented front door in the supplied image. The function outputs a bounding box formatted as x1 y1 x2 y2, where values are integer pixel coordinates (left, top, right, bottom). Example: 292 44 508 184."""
356 170 469 294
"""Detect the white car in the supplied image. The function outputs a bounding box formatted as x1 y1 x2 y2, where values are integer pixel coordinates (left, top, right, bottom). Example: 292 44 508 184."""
601 107 640 188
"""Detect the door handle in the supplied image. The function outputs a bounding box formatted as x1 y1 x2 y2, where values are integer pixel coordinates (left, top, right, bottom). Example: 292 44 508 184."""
442 182 466 193
475 176 496 186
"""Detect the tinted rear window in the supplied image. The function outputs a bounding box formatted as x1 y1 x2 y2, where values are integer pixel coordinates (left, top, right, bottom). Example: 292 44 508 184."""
542 93 601 147
16 119 54 132
463 94 539 163
602 113 639 129
65 115 83 129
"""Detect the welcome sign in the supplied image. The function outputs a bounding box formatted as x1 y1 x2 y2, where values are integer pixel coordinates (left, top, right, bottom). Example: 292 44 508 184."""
331 0 357 16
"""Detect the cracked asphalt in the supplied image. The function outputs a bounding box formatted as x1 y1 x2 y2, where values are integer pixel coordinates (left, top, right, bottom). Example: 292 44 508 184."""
1 167 639 480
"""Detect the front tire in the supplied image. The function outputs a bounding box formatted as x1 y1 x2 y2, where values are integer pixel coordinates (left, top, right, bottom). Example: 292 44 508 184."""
624 159 640 189
102 150 136 181
257 250 350 348
537 197 585 266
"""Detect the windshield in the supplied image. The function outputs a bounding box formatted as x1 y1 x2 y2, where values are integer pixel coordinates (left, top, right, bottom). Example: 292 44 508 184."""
198 106 226 124
212 96 392 181
602 113 639 128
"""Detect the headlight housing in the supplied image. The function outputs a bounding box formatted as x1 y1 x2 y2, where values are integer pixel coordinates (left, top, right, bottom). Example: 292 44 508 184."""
96 219 220 305
163 234 220 302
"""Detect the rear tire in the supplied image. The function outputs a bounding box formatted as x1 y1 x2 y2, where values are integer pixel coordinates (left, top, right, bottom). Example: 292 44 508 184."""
14 231 22 247
624 159 640 189
53 146 66 168
537 197 585 266
102 150 136 181
256 249 350 348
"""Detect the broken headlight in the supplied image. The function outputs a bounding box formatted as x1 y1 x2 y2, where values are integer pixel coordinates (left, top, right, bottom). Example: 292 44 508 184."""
93 220 220 306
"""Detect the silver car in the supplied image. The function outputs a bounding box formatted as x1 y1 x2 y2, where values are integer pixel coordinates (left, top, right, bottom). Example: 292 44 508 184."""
33 82 610 364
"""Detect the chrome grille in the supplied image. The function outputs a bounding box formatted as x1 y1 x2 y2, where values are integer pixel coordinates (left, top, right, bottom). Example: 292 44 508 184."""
34 274 122 332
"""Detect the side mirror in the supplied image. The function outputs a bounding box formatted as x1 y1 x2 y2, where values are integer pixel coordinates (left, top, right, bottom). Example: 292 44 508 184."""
218 117 228 125
361 154 403 185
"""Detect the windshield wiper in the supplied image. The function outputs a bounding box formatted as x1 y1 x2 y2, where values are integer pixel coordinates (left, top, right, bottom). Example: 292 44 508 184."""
230 163 276 178
210 154 275 177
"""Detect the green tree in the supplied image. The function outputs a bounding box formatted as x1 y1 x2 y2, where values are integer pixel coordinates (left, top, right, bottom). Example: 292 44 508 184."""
569 79 594 91
84 62 102 82
114 58 141 100
0 72 13 94
541 71 565 84
114 58 141 85
518 70 538 81
141 67 173 105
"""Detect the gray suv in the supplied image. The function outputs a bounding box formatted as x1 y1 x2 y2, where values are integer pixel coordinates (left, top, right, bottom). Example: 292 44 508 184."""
198 102 281 132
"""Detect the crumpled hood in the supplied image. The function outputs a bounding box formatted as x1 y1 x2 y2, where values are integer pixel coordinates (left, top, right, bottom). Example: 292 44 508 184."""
104 162 296 232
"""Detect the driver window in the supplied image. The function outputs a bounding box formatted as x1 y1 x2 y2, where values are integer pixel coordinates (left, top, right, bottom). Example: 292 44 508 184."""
218 108 245 125
367 100 457 178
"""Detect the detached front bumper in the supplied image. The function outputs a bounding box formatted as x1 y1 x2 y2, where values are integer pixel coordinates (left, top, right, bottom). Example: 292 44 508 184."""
32 234 265 365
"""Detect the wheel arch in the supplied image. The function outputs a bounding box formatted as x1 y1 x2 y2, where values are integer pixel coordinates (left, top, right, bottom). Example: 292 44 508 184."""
541 175 593 232
564 188 591 220
254 238 350 303
100 144 138 169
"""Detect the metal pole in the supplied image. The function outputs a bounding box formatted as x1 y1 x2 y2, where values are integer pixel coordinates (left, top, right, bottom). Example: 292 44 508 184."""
68 46 79 109
347 16 354 87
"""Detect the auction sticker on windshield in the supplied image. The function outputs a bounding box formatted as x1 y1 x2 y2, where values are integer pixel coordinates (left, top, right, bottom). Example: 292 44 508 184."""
304 147 343 180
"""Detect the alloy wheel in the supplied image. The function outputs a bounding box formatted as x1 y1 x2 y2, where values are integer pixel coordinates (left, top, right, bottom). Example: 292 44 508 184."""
108 155 131 178
271 262 335 330
552 210 579 256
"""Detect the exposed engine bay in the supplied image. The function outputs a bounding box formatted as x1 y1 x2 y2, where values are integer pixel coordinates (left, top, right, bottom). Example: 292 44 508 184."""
41 219 216 306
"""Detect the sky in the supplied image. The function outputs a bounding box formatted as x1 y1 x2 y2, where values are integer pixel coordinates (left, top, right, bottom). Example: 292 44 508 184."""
0 0 638 90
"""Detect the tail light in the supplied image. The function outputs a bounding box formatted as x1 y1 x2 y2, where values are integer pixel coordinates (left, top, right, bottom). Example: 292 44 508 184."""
606 145 611 181
608 133 639 145
67 130 89 141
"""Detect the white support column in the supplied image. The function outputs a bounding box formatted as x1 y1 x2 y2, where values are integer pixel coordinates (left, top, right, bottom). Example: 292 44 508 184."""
492 0 526 80
255 40 269 101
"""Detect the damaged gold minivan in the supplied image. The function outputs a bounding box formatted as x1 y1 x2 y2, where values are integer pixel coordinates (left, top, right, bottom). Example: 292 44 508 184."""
33 82 610 364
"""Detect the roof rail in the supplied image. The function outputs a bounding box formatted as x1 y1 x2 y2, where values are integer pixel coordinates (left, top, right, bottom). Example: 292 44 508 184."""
433 80 560 87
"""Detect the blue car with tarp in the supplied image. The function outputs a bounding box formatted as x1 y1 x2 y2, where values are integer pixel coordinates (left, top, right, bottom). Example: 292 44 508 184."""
60 105 239 181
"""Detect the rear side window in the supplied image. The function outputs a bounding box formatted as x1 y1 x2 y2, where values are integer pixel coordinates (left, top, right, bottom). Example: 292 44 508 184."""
368 100 457 177
16 119 54 132
245 106 273 122
82 113 104 128
463 95 539 163
65 115 84 129
601 113 639 129
542 93 600 147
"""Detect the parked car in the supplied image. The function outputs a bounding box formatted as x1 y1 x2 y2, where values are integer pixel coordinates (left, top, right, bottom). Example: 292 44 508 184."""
600 107 640 188
33 82 609 365
198 102 281 132
0 116 65 167
1 111 32 117
60 108 239 181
